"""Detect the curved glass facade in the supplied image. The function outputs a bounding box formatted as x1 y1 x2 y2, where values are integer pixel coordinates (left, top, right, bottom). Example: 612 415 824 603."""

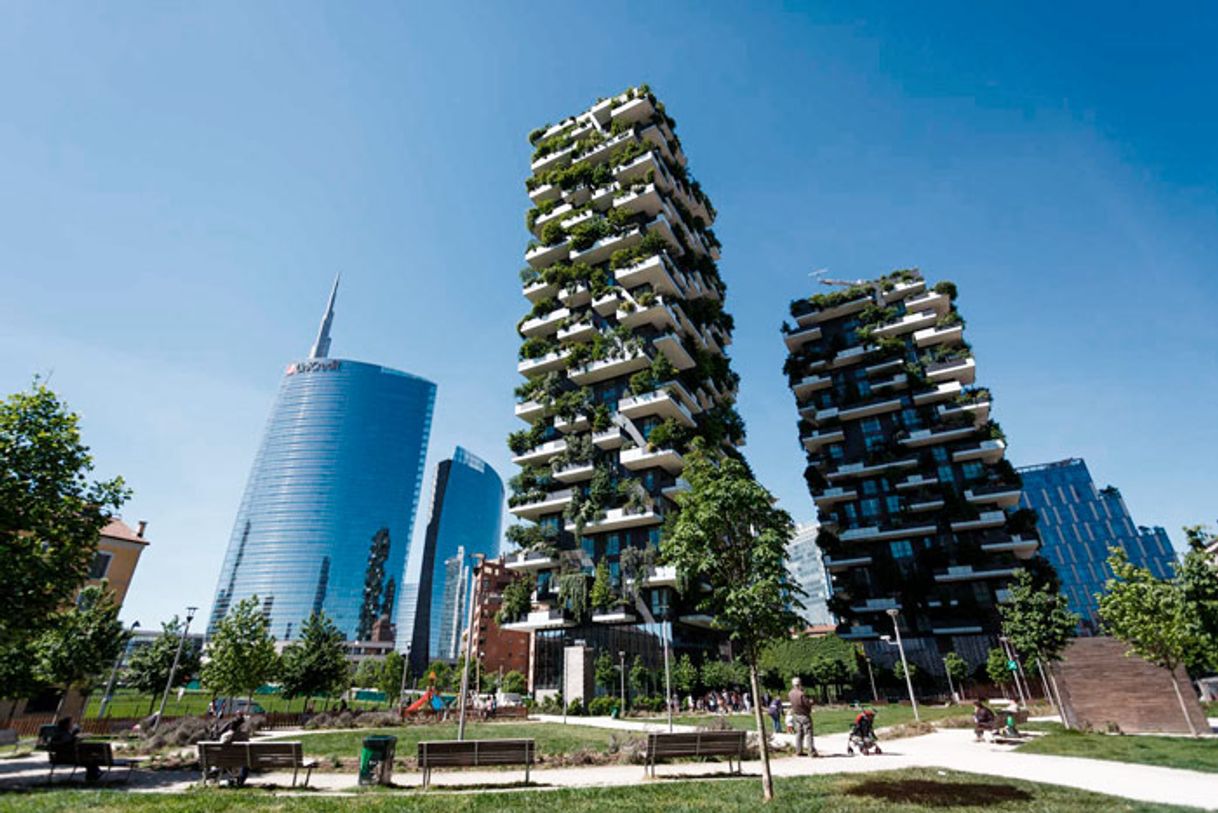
406 447 504 671
209 358 436 641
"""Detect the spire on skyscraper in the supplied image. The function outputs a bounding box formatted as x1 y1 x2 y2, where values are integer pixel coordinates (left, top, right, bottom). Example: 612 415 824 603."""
309 274 340 359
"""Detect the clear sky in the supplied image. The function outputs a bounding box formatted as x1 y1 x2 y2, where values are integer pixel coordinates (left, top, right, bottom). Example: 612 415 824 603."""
3 2 1215 628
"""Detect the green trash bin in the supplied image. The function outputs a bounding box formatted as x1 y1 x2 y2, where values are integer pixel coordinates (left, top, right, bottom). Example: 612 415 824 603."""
359 735 397 786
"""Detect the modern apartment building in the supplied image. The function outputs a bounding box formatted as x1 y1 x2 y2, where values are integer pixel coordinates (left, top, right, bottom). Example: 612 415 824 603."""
783 269 1039 672
402 447 504 675
787 521 835 628
209 279 436 643
507 86 743 698
1016 458 1177 631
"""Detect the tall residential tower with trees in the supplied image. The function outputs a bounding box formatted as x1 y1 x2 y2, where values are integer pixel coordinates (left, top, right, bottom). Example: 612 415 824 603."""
506 86 743 696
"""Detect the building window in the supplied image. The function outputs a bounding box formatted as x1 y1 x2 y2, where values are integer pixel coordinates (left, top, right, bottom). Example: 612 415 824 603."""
890 540 913 559
89 551 113 580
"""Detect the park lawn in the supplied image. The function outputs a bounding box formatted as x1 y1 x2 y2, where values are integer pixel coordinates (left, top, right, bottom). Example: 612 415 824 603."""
1015 723 1218 773
83 689 383 719
639 703 967 735
0 768 1195 812
269 722 616 764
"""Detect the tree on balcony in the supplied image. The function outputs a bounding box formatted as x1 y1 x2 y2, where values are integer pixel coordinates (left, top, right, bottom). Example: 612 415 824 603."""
495 577 533 626
662 439 800 802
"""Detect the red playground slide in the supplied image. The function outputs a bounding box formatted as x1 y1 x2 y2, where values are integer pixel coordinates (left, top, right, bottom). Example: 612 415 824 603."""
405 688 435 714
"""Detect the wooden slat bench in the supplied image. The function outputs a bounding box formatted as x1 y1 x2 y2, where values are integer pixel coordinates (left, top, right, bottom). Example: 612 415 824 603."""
47 741 136 784
197 741 317 787
417 738 534 788
643 731 746 778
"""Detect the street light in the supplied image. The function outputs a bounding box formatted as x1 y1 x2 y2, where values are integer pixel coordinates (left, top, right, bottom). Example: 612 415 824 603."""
152 606 197 734
885 609 919 722
457 552 485 741
99 621 139 719
618 651 627 715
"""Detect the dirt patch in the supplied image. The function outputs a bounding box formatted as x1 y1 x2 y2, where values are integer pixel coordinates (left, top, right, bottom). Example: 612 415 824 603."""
845 777 1033 806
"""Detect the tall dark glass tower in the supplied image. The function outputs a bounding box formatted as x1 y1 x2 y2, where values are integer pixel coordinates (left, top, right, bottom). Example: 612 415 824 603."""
403 447 504 675
1016 458 1176 632
208 279 436 642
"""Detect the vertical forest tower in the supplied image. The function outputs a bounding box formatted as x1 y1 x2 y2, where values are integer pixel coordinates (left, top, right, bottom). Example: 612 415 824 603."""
783 270 1042 673
506 86 743 695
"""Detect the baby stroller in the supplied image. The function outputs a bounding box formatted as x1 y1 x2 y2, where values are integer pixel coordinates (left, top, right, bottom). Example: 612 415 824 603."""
846 709 881 755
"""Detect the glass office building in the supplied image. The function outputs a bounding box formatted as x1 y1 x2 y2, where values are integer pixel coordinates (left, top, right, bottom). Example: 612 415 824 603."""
1017 458 1177 631
405 447 504 674
787 522 835 628
209 280 436 641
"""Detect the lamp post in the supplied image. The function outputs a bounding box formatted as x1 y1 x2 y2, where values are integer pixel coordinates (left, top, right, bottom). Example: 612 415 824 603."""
618 651 627 715
457 552 485 741
152 607 196 734
943 656 956 703
661 620 674 732
885 609 919 722
99 621 139 719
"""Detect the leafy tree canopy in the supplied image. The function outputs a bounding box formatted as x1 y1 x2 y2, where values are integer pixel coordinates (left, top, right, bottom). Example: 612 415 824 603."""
202 595 280 700
125 615 203 698
280 611 348 701
35 582 127 700
999 567 1078 664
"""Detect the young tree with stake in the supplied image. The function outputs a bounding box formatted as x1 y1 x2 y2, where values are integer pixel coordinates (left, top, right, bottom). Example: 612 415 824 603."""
662 440 800 802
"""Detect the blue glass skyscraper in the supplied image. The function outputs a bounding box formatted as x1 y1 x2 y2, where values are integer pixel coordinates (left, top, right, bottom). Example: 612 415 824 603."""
209 279 436 641
403 447 503 674
1017 458 1177 631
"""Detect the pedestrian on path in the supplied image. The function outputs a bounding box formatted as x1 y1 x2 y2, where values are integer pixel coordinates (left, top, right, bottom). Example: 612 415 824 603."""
767 695 783 734
788 677 818 757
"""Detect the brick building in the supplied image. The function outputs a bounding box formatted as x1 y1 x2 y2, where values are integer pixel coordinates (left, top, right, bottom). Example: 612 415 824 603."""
467 557 529 685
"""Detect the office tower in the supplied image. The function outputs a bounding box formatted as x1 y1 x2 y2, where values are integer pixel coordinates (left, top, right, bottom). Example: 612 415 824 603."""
787 522 835 628
1016 458 1177 631
508 85 743 697
405 447 504 675
209 279 436 642
783 269 1038 672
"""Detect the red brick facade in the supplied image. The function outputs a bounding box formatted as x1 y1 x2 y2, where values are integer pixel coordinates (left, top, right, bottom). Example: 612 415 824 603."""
470 557 529 683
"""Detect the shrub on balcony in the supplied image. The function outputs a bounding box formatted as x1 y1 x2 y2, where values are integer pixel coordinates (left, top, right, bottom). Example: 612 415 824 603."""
936 310 965 329
557 572 590 624
985 420 1006 442
636 290 658 307
589 561 616 612
933 280 958 300
568 217 614 251
496 576 535 625
589 404 612 433
505 521 557 555
518 336 558 361
539 220 567 247
1007 508 1039 536
629 369 656 396
646 418 691 452
519 267 541 286
507 424 546 456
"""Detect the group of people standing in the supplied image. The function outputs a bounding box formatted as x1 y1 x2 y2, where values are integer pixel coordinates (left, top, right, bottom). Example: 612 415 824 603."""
762 677 819 757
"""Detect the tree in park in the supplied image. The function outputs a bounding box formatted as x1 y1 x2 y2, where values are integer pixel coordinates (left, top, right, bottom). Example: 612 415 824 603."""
893 659 918 686
500 670 527 695
353 658 382 690
943 652 968 700
1098 547 1208 735
999 566 1078 713
594 651 616 696
202 595 280 707
126 616 204 714
672 654 698 696
1179 525 1218 673
629 656 649 698
35 583 128 716
662 440 800 802
0 382 130 697
985 647 1014 697
376 651 405 708
280 611 348 709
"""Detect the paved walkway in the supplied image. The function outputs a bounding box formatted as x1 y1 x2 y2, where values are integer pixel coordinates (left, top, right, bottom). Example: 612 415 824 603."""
2 724 1213 809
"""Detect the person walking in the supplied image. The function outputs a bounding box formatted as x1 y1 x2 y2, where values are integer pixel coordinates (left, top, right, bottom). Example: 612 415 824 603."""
767 694 783 735
788 677 818 757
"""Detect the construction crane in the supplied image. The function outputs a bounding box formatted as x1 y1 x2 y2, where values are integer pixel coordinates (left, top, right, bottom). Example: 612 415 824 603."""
809 268 884 303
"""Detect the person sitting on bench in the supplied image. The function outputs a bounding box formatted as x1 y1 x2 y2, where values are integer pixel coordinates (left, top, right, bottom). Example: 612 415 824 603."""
972 700 997 742
48 717 100 782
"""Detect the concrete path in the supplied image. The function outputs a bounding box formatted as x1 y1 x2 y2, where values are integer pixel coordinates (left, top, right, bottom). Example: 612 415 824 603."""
2 726 1213 809
531 713 699 733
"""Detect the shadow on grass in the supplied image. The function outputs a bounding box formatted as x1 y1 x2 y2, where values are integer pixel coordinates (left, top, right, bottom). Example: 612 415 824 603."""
845 778 1033 806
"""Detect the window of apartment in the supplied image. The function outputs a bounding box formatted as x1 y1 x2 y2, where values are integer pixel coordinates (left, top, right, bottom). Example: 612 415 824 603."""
931 446 948 463
827 443 845 462
89 551 113 580
961 462 984 481
860 498 880 519
861 480 878 496
938 465 955 485
649 589 670 618
885 495 901 514
890 540 913 559
901 408 922 430
606 534 620 556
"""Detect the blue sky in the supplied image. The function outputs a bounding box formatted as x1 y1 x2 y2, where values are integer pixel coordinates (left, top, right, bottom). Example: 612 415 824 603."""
2 2 1215 627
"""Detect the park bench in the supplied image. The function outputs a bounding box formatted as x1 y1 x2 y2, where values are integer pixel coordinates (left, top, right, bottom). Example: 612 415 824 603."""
197 741 317 787
0 729 19 753
47 740 136 784
642 731 746 778
416 738 535 788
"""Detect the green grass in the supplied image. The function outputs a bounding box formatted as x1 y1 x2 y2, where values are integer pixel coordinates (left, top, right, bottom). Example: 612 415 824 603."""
0 768 1195 812
82 690 384 719
1202 701 1217 718
638 703 967 735
269 722 615 764
1015 723 1218 774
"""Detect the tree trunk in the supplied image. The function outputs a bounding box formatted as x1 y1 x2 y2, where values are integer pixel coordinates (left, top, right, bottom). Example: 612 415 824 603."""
1047 667 1069 730
747 663 774 802
54 686 68 719
1169 671 1199 737
1035 660 1055 713
148 694 157 716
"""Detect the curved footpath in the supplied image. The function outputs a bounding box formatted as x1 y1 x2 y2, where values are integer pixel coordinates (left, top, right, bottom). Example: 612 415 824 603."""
0 720 1213 810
